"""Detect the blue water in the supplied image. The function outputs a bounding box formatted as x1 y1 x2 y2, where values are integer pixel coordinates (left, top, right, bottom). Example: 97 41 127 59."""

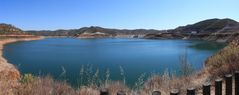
3 38 225 86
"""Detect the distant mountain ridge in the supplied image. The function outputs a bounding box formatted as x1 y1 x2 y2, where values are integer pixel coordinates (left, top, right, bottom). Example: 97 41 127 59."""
26 18 239 37
27 26 161 38
2 18 239 41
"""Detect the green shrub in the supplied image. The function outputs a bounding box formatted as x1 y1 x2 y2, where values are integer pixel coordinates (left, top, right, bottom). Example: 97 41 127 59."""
20 74 34 84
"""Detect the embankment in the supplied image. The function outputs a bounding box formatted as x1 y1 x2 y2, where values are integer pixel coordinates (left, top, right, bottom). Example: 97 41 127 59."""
0 36 44 81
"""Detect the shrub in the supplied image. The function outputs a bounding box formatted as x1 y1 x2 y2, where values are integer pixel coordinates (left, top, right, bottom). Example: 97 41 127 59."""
20 74 34 84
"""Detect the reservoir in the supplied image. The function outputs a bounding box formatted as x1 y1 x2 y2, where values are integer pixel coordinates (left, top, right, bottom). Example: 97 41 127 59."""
3 38 225 86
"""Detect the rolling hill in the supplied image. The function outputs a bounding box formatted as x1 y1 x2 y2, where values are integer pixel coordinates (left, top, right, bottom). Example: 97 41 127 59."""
0 24 28 35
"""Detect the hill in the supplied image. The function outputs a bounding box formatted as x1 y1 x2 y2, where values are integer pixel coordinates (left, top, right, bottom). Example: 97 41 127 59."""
144 18 239 42
27 26 161 38
0 24 28 35
174 18 239 34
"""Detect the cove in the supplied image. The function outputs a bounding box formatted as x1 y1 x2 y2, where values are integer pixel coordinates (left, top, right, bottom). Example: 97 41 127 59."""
3 38 225 86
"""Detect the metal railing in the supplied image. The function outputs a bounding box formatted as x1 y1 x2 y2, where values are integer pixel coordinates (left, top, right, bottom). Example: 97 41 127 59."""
100 71 239 95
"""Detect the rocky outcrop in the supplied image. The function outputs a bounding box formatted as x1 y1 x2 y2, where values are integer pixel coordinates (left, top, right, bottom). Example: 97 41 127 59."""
78 32 113 38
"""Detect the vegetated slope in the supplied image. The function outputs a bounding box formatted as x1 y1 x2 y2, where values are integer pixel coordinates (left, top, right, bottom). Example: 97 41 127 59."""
76 26 161 38
144 18 239 42
174 18 239 34
26 29 82 37
204 37 239 77
0 24 42 89
0 23 29 35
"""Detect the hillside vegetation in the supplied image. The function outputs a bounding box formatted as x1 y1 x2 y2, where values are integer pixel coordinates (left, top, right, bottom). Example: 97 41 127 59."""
174 18 239 34
205 37 239 77
27 26 161 38
144 18 239 42
0 24 28 35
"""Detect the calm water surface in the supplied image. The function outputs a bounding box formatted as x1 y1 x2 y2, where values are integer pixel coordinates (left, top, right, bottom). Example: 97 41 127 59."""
3 38 225 86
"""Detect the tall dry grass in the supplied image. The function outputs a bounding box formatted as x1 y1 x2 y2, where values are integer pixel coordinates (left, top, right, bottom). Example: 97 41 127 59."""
205 39 239 78
137 40 239 95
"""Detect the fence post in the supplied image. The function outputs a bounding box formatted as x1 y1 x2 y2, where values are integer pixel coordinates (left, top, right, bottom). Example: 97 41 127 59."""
117 90 126 95
235 71 239 95
225 74 232 95
215 78 222 95
100 88 109 95
203 82 211 95
152 91 161 95
187 87 195 95
170 89 179 95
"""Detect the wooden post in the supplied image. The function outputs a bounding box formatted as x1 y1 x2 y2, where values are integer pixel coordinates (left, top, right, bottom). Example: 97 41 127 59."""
235 71 239 95
170 89 179 95
187 87 195 95
117 90 126 95
152 91 161 95
225 74 232 95
215 78 222 95
100 88 109 95
203 82 211 95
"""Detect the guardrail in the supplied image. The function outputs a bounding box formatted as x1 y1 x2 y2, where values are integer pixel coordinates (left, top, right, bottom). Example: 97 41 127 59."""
100 71 239 95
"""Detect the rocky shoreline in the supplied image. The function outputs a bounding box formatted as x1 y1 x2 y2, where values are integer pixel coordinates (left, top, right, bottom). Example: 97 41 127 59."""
0 36 44 81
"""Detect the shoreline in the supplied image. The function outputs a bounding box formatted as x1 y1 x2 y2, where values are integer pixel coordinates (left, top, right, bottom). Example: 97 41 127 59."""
0 36 44 81
0 36 224 81
0 36 237 94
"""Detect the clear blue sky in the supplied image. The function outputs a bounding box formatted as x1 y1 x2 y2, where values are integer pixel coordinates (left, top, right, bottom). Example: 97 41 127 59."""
0 0 238 30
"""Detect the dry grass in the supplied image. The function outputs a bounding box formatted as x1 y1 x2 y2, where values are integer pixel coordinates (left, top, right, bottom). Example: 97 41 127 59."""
137 39 239 95
205 39 239 78
139 72 207 95
1 73 129 95
2 75 180 95
0 78 17 95
0 74 100 95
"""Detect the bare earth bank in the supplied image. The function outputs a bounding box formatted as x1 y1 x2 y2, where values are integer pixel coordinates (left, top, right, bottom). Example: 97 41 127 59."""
0 36 44 81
